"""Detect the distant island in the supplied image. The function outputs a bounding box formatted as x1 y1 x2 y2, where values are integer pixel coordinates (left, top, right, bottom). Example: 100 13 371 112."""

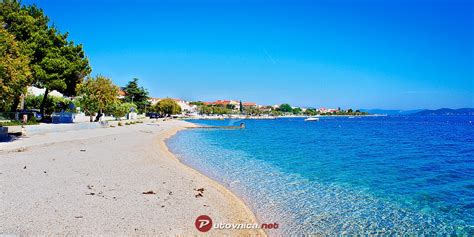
413 108 474 116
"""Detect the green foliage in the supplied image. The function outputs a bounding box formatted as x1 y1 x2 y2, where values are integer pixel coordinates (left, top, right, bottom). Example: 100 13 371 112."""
122 78 150 113
1 0 91 115
270 110 283 116
0 26 32 111
24 94 75 115
244 106 262 116
304 108 318 116
198 105 231 115
153 98 181 115
199 105 212 115
292 107 303 115
226 104 236 110
278 103 292 113
77 75 119 118
0 119 39 126
108 102 136 120
189 101 204 106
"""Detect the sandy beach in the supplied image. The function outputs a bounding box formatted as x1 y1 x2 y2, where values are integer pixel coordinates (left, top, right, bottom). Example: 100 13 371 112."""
0 120 264 236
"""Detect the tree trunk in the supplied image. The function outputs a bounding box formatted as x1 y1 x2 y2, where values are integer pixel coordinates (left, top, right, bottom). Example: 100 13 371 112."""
10 96 20 112
39 88 49 119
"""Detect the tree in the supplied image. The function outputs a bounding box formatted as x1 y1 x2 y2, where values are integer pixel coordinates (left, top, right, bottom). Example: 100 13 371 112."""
0 26 32 111
199 105 212 115
189 101 204 106
153 98 181 116
122 78 150 113
239 100 243 114
304 108 318 116
107 102 136 120
211 106 230 115
292 107 302 115
244 106 261 116
279 103 292 113
1 0 91 115
76 75 118 122
24 94 74 115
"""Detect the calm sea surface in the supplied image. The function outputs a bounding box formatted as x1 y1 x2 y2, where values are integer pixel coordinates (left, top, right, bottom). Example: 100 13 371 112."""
167 116 474 235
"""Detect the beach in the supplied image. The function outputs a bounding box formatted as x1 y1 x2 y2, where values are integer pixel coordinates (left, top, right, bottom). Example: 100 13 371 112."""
0 120 264 236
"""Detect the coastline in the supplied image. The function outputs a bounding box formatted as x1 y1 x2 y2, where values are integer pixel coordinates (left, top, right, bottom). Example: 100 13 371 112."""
0 119 265 235
159 121 266 236
181 114 387 120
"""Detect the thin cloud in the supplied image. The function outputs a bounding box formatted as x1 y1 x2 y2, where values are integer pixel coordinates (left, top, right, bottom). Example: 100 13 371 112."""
263 48 277 64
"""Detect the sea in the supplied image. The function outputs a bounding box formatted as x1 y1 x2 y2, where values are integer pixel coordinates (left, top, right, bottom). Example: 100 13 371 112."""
166 116 474 235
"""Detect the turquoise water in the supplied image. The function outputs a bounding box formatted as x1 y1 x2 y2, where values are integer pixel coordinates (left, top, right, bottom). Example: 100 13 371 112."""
167 116 474 235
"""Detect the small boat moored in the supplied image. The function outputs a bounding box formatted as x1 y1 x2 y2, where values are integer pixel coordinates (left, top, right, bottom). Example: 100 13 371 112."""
304 117 320 122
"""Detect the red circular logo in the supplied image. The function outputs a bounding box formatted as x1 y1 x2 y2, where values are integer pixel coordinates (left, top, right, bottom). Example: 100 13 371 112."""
195 215 213 232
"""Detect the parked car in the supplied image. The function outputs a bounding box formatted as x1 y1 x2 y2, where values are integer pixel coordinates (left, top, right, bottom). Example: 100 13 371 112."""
18 109 42 121
146 112 164 119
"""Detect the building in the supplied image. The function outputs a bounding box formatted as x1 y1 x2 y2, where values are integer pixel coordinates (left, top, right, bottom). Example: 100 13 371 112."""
147 98 161 105
203 100 257 111
147 98 197 114
28 86 63 97
204 100 239 107
318 107 339 113
173 99 197 113
117 88 126 99
242 102 257 107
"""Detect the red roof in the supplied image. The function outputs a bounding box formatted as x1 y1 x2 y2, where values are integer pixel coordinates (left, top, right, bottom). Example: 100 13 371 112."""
242 102 256 106
205 100 231 105
118 90 126 96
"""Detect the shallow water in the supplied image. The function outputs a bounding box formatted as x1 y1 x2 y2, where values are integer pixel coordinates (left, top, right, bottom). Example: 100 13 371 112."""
167 116 474 235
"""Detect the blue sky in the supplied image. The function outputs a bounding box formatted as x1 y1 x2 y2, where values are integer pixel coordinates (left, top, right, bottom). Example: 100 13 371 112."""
23 0 473 109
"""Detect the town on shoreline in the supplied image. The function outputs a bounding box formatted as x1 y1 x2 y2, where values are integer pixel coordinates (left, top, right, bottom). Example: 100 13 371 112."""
1 1 368 127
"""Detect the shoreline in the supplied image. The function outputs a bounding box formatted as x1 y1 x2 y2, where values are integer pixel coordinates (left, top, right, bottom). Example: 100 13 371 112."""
158 121 266 236
180 114 387 120
0 120 265 235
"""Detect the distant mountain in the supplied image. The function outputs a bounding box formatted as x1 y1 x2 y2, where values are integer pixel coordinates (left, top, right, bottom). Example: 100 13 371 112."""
360 109 423 115
413 108 474 116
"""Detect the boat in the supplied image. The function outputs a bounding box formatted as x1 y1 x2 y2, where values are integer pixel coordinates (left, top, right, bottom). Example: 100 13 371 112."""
304 117 320 121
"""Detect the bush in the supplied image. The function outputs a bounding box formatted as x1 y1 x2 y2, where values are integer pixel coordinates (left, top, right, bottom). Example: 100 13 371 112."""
0 120 39 126
25 94 76 115
152 98 181 115
107 102 137 120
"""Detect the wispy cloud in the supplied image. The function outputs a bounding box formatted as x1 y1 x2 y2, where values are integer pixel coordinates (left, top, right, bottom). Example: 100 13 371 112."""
262 48 277 64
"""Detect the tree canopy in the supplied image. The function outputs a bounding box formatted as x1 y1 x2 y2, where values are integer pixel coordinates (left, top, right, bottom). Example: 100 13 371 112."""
122 78 150 113
1 0 91 114
107 102 136 120
278 103 293 113
76 75 118 121
0 26 32 111
153 98 181 115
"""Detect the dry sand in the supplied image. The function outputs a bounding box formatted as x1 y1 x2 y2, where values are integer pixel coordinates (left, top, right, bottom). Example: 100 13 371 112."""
0 120 265 236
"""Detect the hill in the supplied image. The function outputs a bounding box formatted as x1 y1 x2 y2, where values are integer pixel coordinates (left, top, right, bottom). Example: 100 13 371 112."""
413 108 474 116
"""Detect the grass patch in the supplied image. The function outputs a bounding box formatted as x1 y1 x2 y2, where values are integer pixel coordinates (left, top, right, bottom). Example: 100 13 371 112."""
0 120 39 126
